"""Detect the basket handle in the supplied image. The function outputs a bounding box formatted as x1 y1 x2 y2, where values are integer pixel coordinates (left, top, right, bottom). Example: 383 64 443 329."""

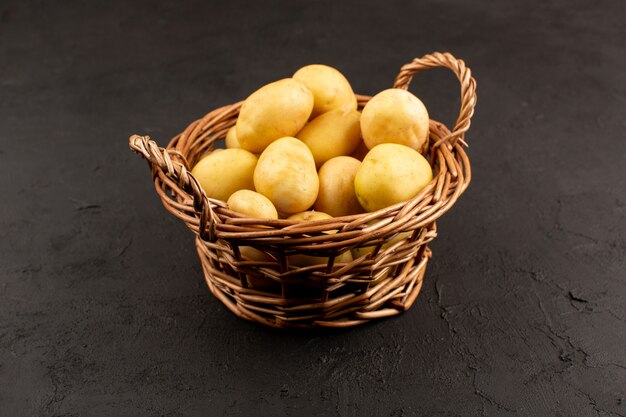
128 134 217 242
393 52 477 147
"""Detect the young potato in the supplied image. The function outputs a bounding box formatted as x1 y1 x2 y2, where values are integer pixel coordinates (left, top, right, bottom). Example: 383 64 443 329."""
237 246 277 291
354 143 433 212
236 78 314 153
361 88 430 153
225 126 240 149
191 148 257 201
287 210 333 222
293 64 357 117
239 245 273 261
286 211 352 267
314 156 364 217
351 230 413 259
351 221 414 286
296 109 361 168
253 137 319 214
227 189 278 220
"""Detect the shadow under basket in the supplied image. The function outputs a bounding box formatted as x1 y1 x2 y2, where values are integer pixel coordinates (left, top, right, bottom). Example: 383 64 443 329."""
129 52 477 329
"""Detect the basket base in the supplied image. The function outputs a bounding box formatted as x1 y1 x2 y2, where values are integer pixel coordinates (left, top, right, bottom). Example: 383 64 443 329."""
195 237 432 329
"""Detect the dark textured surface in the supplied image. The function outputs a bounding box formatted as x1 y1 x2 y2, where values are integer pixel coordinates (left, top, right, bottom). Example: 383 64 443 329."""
1 0 625 416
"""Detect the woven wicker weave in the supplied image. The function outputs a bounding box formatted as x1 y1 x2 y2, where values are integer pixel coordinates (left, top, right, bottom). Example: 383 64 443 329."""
129 52 477 329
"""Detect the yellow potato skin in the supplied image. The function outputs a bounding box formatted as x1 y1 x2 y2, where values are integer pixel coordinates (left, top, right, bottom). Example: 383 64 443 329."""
237 246 277 291
293 64 357 117
351 224 413 286
354 143 433 212
226 189 278 220
191 148 258 201
361 88 430 152
236 78 314 153
287 210 333 222
351 230 413 259
239 246 272 262
225 126 240 149
314 156 364 217
253 137 319 214
286 211 352 267
296 109 362 168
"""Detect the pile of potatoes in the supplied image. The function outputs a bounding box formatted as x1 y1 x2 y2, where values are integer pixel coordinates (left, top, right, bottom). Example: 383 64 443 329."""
191 64 433 226
189 64 435 280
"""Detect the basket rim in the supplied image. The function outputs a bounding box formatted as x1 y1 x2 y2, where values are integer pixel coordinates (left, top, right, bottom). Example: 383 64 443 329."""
168 109 467 225
134 101 470 247
143 115 469 252
129 51 476 244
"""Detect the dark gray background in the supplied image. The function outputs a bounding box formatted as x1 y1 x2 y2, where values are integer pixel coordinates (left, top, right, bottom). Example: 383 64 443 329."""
2 0 625 416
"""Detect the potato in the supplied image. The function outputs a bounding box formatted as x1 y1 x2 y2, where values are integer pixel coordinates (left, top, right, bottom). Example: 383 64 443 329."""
253 137 319 214
287 210 333 222
286 211 352 267
225 126 240 149
296 109 361 168
314 156 364 217
293 64 357 117
351 224 413 286
351 230 413 259
236 79 314 153
354 143 433 212
236 246 277 291
361 88 430 153
191 148 257 201
227 189 278 220
239 245 273 261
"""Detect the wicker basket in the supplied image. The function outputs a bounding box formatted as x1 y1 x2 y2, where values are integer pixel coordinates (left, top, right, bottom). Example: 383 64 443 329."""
129 52 476 329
